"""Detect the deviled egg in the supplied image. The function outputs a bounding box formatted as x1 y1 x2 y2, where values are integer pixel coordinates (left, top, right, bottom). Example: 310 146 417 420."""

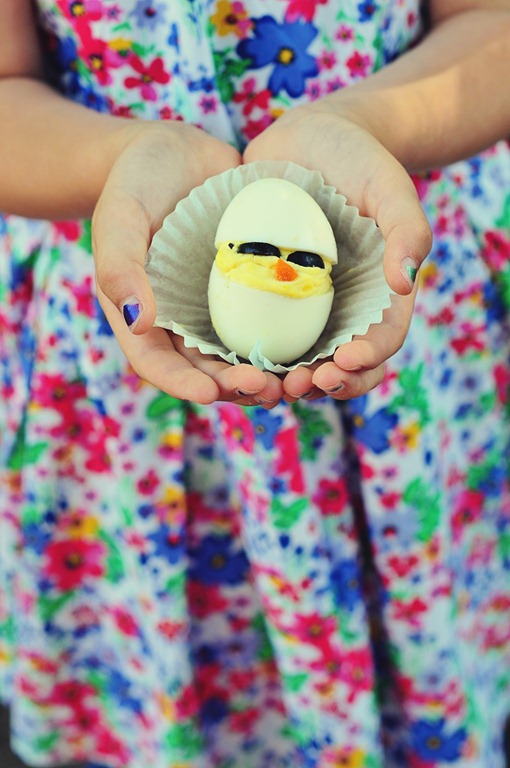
207 177 338 364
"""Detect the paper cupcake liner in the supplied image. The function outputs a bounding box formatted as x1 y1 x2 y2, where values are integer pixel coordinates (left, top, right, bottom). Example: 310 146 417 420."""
145 160 392 373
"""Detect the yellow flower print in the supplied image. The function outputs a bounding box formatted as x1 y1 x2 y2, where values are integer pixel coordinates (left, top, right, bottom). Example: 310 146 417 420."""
392 420 420 451
61 510 99 538
211 0 253 38
323 747 366 768
109 38 133 57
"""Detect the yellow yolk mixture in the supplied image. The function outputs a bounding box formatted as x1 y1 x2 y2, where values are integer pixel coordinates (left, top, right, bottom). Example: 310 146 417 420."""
214 241 333 299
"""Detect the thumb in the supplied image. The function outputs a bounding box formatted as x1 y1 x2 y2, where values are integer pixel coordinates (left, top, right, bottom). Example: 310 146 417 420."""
375 172 433 296
92 187 157 335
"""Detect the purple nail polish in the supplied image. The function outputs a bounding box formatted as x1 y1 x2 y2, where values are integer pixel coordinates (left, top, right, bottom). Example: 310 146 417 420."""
122 300 142 329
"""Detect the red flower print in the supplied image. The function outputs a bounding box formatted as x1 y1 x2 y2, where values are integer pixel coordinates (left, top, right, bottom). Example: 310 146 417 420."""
391 597 428 628
110 607 140 637
125 55 171 101
481 230 510 271
312 477 349 516
335 24 354 42
243 113 275 141
285 0 327 22
229 707 259 734
283 611 339 649
187 581 229 618
45 679 96 709
218 403 255 453
62 275 96 317
346 51 372 79
79 34 124 86
137 469 160 495
157 619 185 639
274 427 305 494
337 646 374 703
451 489 484 541
233 77 272 116
43 538 106 590
175 683 200 721
317 50 337 71
387 553 420 578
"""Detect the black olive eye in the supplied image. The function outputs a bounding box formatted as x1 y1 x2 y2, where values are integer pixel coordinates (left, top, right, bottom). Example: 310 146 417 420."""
287 251 325 269
237 242 281 257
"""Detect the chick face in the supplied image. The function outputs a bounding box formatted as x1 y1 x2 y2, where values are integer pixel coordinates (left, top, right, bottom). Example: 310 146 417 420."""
214 240 333 298
207 178 337 364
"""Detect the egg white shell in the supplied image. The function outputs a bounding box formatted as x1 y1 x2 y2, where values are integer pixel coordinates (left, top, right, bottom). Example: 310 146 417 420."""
214 178 338 265
208 262 334 364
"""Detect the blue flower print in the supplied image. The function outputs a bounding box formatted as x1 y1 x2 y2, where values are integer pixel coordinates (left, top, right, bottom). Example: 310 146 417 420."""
411 718 467 762
188 534 249 585
347 395 398 454
237 16 319 97
358 1 380 22
330 558 363 612
148 525 186 565
132 0 167 30
251 408 283 449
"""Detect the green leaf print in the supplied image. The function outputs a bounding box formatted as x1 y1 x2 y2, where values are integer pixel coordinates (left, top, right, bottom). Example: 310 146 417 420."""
146 392 181 419
293 401 333 460
403 477 441 541
7 439 48 471
38 591 75 623
388 363 430 424
165 722 202 757
495 192 510 228
213 49 250 104
270 497 308 529
283 671 308 692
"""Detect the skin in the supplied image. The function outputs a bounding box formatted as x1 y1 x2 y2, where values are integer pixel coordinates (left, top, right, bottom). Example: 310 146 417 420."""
0 1 509 406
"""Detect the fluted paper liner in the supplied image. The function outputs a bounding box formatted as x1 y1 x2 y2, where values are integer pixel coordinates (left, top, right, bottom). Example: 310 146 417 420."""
145 161 392 373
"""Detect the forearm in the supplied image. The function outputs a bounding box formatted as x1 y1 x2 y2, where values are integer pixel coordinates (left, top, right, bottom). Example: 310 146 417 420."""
315 9 510 171
0 77 141 219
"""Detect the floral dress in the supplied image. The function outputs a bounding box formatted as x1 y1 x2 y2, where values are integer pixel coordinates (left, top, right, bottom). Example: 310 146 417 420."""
1 1 509 767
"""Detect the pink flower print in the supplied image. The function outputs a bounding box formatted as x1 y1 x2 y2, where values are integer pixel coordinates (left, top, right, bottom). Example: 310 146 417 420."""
233 77 272 116
391 596 428 628
199 94 219 113
45 679 96 708
218 403 255 453
125 55 171 101
346 51 372 79
43 538 106 590
285 0 328 23
317 50 337 71
57 0 103 23
335 24 354 42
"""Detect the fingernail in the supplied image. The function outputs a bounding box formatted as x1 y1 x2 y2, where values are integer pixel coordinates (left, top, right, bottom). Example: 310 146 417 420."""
255 396 279 405
236 389 260 397
121 296 143 331
323 381 345 394
300 389 314 399
399 256 418 288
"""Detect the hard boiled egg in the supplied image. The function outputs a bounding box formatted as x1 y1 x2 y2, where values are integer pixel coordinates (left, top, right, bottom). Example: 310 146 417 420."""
207 178 338 365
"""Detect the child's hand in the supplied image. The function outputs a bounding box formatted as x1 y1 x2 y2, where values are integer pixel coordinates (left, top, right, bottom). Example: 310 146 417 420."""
92 121 284 405
243 106 432 401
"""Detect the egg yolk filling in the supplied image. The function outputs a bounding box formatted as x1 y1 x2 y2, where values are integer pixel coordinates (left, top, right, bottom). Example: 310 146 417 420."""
214 241 333 298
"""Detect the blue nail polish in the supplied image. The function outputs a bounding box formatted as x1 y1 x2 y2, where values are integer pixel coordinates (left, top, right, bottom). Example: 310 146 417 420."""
122 302 141 328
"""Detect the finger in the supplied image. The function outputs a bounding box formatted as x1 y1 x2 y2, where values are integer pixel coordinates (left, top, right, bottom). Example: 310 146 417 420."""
370 169 432 296
98 288 220 404
282 363 317 400
332 291 415 373
313 361 386 400
93 187 157 335
173 336 284 403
